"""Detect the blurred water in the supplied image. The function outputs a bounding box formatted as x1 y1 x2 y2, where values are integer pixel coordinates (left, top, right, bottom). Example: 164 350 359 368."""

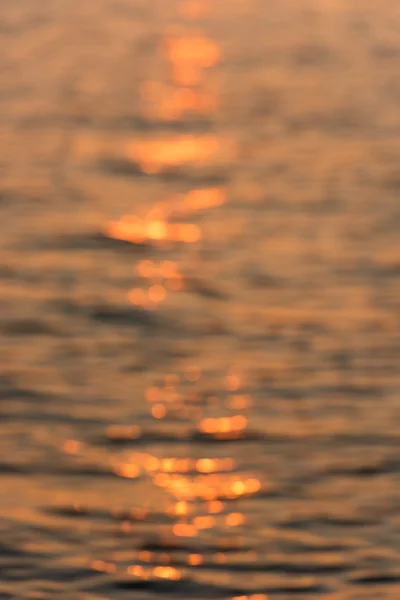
0 0 400 598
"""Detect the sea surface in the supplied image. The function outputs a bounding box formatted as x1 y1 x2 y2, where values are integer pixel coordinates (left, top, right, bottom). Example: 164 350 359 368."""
0 0 400 598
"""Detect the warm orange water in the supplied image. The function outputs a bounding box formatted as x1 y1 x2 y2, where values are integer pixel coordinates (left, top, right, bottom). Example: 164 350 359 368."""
0 0 399 598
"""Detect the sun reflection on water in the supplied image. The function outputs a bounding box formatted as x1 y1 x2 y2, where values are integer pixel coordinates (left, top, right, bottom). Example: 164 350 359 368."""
94 0 265 589
128 134 220 173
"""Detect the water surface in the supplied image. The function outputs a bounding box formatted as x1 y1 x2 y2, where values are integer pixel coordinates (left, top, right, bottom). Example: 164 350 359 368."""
1 0 400 598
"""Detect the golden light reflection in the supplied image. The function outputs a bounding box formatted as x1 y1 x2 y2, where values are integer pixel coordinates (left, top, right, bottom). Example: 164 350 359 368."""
181 187 226 213
127 564 144 576
188 553 203 565
145 456 161 472
225 374 242 391
231 480 246 495
173 500 189 516
153 566 181 580
135 260 184 298
134 455 236 476
137 551 150 562
139 551 152 562
107 214 201 248
226 512 245 527
160 260 179 278
128 452 160 472
128 135 220 173
128 288 147 307
152 404 166 419
146 386 161 402
104 20 227 326
172 523 197 537
63 439 80 454
244 478 261 493
161 458 190 473
142 83 219 121
121 520 132 533
250 596 269 600
196 458 235 473
208 500 224 513
199 415 247 434
193 515 215 529
152 470 261 501
226 394 252 409
106 215 146 245
176 223 202 243
232 596 268 600
154 473 170 487
113 463 140 479
165 35 220 86
96 2 266 570
137 260 156 279
148 284 167 304
91 560 116 573
147 220 168 241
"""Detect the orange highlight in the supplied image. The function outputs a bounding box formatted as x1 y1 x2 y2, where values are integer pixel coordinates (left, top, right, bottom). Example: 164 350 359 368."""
128 135 219 173
193 515 215 529
173 523 197 537
188 553 203 565
114 463 140 479
226 512 244 526
208 500 224 513
148 284 166 303
63 440 80 454
152 404 166 418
